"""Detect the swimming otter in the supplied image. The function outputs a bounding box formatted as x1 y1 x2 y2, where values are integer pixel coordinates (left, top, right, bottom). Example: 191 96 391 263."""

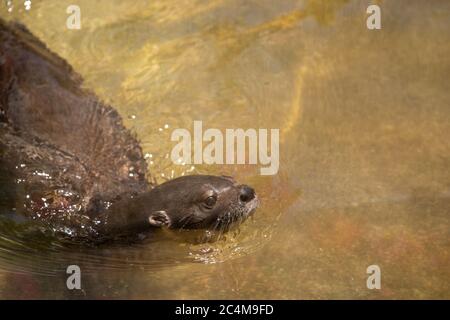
0 19 258 241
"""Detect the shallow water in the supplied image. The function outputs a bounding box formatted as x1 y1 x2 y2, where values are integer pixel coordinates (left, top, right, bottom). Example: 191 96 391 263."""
0 0 449 299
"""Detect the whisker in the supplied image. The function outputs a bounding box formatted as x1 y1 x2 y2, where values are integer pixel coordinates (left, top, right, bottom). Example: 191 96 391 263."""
178 214 195 231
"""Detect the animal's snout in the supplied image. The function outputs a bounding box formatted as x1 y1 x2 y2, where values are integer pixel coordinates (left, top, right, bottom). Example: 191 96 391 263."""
239 185 255 203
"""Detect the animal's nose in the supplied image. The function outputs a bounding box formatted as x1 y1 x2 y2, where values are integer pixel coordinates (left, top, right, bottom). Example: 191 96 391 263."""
239 185 255 203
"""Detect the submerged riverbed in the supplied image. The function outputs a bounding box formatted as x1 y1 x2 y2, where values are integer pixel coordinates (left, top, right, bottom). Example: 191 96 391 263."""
0 0 449 299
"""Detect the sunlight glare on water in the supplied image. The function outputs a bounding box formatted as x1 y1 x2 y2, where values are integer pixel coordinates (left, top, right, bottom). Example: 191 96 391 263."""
0 0 449 299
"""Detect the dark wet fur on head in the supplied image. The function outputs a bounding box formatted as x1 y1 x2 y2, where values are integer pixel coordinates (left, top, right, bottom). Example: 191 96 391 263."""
160 175 258 232
0 19 258 242
100 175 258 237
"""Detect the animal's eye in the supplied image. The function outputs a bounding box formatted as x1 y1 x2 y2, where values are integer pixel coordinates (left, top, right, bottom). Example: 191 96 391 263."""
204 196 217 208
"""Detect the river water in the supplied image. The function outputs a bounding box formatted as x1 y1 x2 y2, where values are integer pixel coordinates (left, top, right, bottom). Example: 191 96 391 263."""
0 0 449 299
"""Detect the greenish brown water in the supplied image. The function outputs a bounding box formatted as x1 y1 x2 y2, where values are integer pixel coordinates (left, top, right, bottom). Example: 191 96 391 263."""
0 0 449 299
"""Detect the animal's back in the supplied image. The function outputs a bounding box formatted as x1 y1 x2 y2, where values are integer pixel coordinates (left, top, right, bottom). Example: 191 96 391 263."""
0 19 150 234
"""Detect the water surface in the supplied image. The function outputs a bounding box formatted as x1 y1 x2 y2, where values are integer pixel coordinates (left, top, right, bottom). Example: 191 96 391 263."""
0 0 449 299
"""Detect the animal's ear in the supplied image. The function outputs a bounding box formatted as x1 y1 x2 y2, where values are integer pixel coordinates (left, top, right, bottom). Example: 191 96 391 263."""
148 210 171 228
